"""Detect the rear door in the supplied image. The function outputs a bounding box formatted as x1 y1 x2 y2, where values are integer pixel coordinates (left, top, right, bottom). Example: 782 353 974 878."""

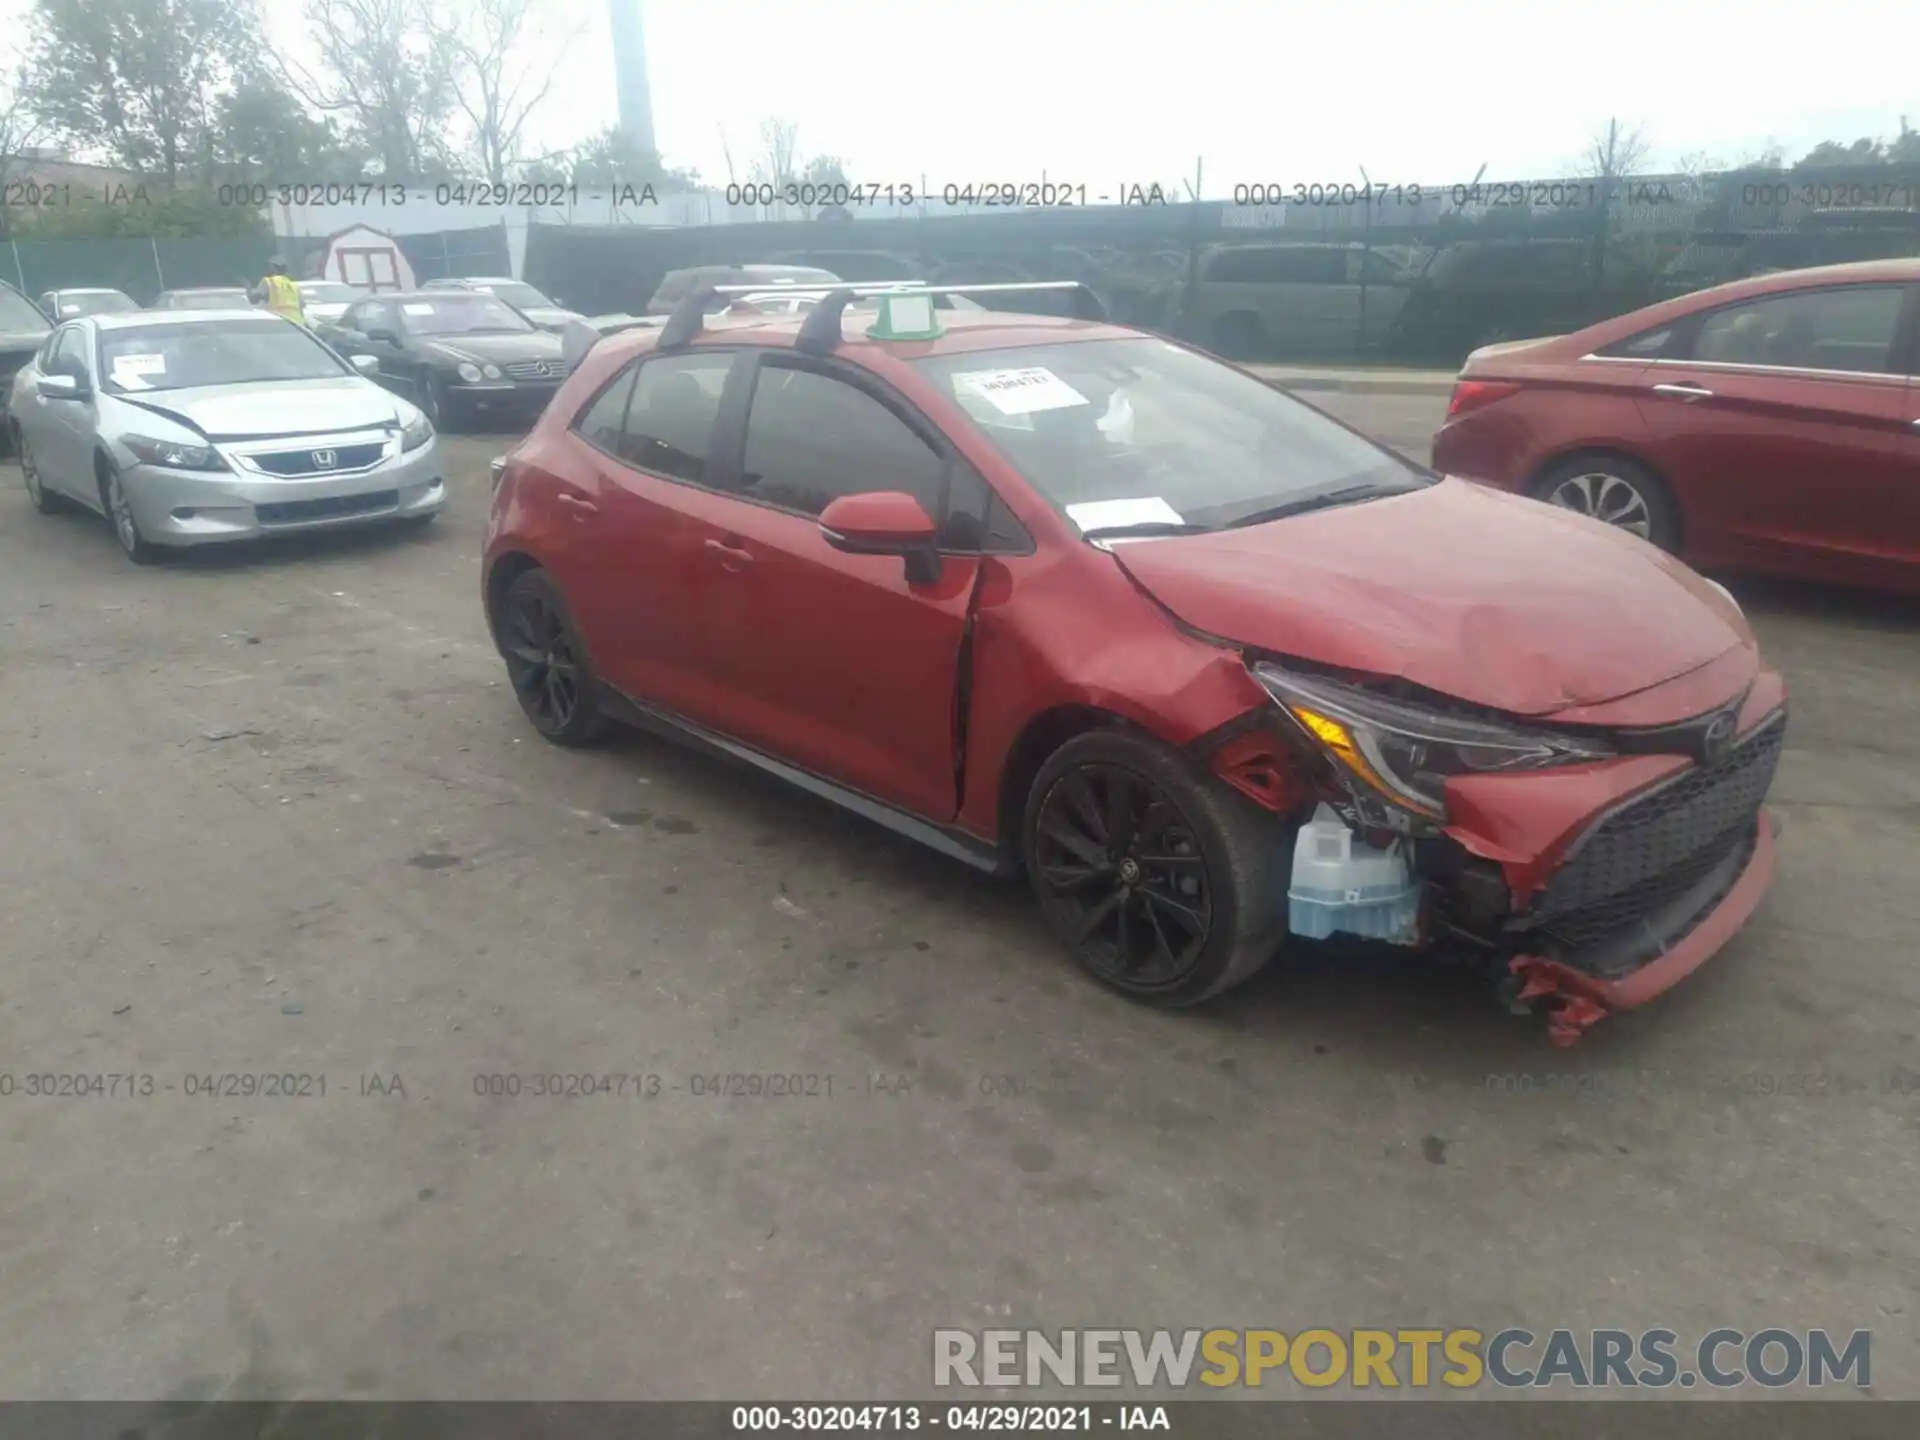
546 347 743 724
1639 281 1919 579
673 353 982 822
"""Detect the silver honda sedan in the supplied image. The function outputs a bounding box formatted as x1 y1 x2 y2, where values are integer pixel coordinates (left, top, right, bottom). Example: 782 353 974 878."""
5 309 445 563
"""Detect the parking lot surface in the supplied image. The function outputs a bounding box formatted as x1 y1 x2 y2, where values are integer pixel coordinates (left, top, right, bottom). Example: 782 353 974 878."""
2 394 1917 1403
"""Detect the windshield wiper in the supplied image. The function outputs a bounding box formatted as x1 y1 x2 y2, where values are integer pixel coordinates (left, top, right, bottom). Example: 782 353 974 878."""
1221 480 1426 530
1080 521 1214 543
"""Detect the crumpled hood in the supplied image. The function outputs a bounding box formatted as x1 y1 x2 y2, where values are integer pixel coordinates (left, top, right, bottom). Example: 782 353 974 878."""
109 377 403 440
419 331 565 365
1110 478 1755 718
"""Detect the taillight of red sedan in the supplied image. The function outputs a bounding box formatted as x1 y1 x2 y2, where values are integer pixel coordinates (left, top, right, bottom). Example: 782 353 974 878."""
1446 378 1522 419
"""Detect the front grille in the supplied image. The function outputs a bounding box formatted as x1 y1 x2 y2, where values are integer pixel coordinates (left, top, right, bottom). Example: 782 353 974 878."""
252 442 387 477
256 489 399 525
502 360 562 381
1526 711 1785 941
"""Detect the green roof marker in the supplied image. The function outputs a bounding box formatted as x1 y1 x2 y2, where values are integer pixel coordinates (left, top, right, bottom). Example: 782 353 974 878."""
866 289 944 341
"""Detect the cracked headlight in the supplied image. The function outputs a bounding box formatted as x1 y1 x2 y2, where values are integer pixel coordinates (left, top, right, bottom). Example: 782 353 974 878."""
1253 662 1615 823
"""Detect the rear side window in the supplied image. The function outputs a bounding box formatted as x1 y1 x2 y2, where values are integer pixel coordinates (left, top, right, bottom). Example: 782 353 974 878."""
737 363 946 518
574 363 639 452
1686 284 1906 373
615 352 732 481
1597 325 1679 359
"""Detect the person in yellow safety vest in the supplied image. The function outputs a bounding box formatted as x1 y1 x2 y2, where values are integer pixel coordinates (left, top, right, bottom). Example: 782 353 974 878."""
250 257 305 323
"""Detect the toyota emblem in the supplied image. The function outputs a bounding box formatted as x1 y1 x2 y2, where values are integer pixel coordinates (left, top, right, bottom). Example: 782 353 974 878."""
311 449 337 469
1700 711 1736 763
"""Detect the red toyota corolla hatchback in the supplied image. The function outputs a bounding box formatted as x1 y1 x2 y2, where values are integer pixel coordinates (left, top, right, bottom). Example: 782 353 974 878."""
483 283 1786 1045
1432 258 1920 594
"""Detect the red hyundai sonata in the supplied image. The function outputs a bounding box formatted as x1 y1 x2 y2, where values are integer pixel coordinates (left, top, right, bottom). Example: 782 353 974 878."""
1432 258 1920 594
482 282 1785 1045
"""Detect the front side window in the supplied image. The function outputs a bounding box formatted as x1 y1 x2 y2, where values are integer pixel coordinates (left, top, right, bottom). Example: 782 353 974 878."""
395 294 533 335
913 337 1426 533
614 352 733 481
737 363 946 518
1687 284 1905 374
96 319 346 393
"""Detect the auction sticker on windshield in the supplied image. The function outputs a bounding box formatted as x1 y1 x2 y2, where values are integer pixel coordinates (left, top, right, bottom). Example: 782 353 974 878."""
957 366 1089 415
1065 497 1184 532
110 353 167 388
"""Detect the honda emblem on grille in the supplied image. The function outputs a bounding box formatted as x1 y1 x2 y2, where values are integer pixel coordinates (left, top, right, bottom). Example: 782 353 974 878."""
311 449 337 469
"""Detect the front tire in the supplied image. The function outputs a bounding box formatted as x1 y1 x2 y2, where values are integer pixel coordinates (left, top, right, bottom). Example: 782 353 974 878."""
101 462 160 565
1023 729 1288 1008
1528 453 1680 552
496 568 614 747
420 370 459 433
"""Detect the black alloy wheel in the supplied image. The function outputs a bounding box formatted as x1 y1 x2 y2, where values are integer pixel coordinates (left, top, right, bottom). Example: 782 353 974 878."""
1032 762 1214 989
1024 729 1287 1007
497 568 612 746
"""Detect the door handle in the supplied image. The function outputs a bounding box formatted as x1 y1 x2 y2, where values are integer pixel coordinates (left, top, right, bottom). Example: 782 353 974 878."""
1652 382 1714 401
555 492 598 518
704 537 754 570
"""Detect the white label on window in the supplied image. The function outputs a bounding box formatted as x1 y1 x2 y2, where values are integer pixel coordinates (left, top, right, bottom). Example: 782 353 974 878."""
955 366 1089 415
1065 497 1184 532
403 303 435 315
111 353 166 388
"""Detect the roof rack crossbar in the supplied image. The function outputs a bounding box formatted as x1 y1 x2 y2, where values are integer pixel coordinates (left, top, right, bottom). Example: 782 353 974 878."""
664 280 936 350
794 279 1107 354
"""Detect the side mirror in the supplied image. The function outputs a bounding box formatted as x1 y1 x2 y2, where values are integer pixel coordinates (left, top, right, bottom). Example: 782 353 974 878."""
350 353 381 375
819 491 941 584
37 372 87 400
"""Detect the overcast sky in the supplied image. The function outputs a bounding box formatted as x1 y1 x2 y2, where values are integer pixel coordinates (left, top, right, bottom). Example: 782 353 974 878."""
5 0 1915 191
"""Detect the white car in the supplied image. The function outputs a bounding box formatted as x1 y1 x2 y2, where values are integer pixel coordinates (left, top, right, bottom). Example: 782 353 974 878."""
7 309 445 564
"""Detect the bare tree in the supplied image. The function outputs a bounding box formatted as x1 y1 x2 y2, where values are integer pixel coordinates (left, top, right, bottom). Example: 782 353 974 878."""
0 60 48 241
1583 118 1652 184
749 119 802 189
436 0 583 184
276 0 458 182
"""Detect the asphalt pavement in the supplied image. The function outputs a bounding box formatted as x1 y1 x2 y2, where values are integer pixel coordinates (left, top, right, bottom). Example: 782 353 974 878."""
1 393 1917 1408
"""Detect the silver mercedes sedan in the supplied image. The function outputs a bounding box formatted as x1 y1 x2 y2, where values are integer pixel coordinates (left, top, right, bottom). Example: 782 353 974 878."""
5 309 445 564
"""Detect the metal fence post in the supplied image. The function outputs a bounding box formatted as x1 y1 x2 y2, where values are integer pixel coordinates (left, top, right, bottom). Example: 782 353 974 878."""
150 236 167 293
6 239 24 292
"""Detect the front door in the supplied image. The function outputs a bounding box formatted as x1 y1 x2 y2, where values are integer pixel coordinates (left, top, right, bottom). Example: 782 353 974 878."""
1640 281 1920 582
689 354 978 823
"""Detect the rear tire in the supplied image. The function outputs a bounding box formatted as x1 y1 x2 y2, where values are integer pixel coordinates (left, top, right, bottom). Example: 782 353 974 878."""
495 568 615 747
1022 728 1288 1008
1528 453 1681 553
18 431 66 513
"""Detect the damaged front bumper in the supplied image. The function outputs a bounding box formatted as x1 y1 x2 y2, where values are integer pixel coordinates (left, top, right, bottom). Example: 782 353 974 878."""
1439 699 1787 1045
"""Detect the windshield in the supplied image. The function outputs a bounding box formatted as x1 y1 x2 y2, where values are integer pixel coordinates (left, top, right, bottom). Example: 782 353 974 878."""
398 294 534 335
911 338 1426 532
300 283 359 303
473 281 551 309
0 286 51 333
57 291 138 317
168 290 251 309
97 318 348 393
